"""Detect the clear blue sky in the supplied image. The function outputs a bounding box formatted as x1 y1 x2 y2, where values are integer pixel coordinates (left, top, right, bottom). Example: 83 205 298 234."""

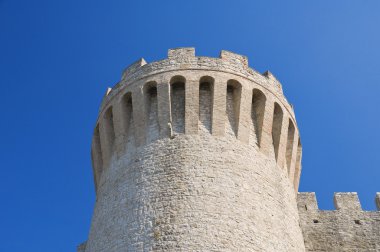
1 0 379 251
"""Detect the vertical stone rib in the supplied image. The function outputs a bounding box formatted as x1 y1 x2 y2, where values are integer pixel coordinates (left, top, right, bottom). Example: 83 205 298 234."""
99 109 114 168
288 129 300 182
277 115 289 169
132 86 147 146
260 97 274 155
91 125 103 192
237 84 250 143
112 101 126 156
119 92 134 153
285 120 295 174
185 78 199 135
293 139 302 191
272 103 284 163
157 79 171 138
211 77 226 137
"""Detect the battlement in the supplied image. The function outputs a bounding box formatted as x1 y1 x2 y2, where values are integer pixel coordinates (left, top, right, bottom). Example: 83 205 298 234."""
297 192 380 251
118 47 267 79
168 47 195 59
121 58 147 80
91 48 302 195
298 192 380 212
105 48 286 109
219 50 249 67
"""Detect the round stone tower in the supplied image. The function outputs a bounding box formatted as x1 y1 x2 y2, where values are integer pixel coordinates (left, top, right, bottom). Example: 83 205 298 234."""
82 48 305 251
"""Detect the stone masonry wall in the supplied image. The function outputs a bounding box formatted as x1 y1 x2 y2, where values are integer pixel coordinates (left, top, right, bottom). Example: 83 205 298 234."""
91 48 302 193
82 48 380 251
85 134 305 251
298 192 380 251
82 48 305 251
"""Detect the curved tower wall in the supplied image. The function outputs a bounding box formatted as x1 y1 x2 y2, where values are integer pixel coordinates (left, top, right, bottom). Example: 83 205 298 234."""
83 48 305 251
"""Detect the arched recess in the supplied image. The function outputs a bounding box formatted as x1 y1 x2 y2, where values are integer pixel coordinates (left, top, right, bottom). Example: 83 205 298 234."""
144 81 159 142
293 138 302 191
286 119 295 174
251 89 266 147
170 75 186 134
199 76 214 133
120 92 134 148
272 103 283 161
103 106 115 155
92 124 103 186
226 80 242 137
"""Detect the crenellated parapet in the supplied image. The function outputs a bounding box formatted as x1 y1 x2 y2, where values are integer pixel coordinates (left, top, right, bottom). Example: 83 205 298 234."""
102 48 288 113
91 48 302 193
297 192 380 251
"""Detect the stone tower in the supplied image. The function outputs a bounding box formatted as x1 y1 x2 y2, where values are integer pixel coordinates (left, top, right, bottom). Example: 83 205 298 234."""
80 48 306 251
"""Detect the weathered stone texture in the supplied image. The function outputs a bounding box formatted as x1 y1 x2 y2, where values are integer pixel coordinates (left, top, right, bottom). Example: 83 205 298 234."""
298 193 380 251
85 134 304 251
82 48 304 251
80 48 380 252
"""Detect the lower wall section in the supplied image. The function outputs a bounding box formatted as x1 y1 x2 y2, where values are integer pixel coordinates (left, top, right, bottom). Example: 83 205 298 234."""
298 192 380 252
84 134 305 252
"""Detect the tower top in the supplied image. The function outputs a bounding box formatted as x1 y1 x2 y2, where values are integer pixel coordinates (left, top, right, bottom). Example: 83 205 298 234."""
91 47 302 194
84 48 305 252
101 48 291 116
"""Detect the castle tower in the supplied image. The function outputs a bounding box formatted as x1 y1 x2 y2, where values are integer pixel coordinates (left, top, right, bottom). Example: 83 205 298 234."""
80 48 305 251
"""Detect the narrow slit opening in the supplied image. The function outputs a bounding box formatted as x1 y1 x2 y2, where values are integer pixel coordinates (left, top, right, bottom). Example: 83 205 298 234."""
144 82 159 142
251 89 266 147
121 93 133 134
170 76 186 134
121 93 134 150
226 80 241 137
